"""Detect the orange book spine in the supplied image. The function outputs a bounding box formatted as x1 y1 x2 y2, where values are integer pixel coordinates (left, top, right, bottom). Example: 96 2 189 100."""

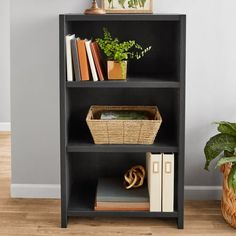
77 39 90 81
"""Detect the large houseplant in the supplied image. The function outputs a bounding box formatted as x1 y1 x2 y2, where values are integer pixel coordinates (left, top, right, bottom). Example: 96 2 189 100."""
204 121 236 228
96 28 151 80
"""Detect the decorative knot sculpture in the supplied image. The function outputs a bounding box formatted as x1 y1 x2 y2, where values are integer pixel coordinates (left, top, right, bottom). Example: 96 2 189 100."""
124 165 145 189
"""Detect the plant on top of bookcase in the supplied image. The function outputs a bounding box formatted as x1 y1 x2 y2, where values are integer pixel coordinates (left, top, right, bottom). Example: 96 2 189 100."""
96 28 151 80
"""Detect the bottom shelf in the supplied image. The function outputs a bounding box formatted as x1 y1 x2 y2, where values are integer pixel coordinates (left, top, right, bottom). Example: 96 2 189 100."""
68 210 178 218
67 183 178 218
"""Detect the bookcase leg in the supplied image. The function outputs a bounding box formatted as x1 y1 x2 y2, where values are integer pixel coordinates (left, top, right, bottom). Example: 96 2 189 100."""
61 215 68 228
177 216 184 229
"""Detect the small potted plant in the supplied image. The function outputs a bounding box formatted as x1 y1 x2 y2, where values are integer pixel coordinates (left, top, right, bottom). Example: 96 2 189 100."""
96 28 151 80
204 121 236 228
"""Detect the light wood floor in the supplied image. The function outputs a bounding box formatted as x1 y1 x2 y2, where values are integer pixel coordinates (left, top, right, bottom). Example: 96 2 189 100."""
0 133 235 235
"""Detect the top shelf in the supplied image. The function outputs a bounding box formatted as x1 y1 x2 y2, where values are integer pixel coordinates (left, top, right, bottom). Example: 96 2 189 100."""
63 14 185 22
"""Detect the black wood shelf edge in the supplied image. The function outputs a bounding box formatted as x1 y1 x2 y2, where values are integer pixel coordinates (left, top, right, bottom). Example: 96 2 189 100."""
66 81 180 88
63 14 184 22
66 144 178 153
67 209 178 218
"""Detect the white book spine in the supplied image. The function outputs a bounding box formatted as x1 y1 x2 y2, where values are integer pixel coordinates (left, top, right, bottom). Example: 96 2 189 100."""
85 40 98 82
146 152 162 212
162 154 174 212
65 35 75 81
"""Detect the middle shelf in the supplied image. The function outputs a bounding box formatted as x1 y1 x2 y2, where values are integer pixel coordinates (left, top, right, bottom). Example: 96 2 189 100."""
66 76 181 89
66 87 179 153
67 140 178 153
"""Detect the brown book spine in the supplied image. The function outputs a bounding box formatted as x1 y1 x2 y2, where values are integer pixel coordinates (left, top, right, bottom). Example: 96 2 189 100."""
95 206 149 211
90 42 105 81
95 202 149 211
77 39 90 81
96 202 149 207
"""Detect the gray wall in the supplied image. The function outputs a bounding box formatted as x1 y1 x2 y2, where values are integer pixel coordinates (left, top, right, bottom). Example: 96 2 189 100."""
11 0 236 195
0 0 10 123
11 0 89 185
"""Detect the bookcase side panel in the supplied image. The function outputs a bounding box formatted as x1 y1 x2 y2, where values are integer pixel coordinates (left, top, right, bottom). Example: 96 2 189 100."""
59 15 70 228
177 15 186 229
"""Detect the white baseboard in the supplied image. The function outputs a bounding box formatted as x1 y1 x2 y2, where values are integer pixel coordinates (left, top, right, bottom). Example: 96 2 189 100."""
184 185 222 200
0 122 11 131
11 184 222 200
11 184 60 199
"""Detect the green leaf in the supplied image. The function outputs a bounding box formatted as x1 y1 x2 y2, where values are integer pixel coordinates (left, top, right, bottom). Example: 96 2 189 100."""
204 133 236 170
228 164 236 194
216 121 236 136
215 156 236 168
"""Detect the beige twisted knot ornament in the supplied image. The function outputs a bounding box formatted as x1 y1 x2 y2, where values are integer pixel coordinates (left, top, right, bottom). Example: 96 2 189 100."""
124 165 145 189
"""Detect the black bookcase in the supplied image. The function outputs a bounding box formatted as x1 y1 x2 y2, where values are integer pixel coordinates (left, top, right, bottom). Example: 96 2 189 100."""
59 14 186 229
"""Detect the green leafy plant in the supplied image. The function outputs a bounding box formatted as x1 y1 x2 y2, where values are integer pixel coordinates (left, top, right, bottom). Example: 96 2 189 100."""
204 121 236 193
96 28 151 63
96 28 151 78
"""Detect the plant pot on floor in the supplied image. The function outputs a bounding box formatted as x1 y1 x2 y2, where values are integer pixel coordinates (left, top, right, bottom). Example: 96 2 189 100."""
221 163 236 228
107 61 127 80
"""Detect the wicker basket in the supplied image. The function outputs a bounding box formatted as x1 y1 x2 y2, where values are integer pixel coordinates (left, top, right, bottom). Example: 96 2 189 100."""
221 163 236 228
86 106 162 144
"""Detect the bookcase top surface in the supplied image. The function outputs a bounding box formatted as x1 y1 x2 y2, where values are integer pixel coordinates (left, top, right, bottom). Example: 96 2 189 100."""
61 14 186 21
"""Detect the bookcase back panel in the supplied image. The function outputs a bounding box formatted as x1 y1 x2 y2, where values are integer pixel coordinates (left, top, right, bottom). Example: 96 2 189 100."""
67 88 178 145
66 21 180 80
69 152 145 183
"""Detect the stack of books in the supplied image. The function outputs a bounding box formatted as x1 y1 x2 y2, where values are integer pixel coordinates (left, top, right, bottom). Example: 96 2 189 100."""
95 178 149 211
65 35 105 82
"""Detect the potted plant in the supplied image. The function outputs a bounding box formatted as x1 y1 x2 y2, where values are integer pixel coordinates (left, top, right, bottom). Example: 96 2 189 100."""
204 121 236 228
96 28 151 80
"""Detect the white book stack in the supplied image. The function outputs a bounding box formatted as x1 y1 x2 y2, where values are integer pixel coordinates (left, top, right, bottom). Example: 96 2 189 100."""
146 153 174 212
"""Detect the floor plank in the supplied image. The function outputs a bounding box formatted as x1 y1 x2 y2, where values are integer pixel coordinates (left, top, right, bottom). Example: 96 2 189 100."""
0 132 235 235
